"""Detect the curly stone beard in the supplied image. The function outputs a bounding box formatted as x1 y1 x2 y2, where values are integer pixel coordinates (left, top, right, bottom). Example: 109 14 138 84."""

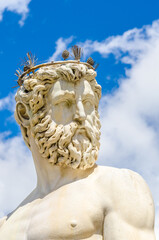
32 111 101 170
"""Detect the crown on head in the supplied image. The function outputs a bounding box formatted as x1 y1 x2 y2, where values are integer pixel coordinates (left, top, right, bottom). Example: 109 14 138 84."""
14 46 99 88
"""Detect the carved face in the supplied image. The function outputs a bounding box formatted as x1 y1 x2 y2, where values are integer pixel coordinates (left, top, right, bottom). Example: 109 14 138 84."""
30 78 101 169
48 79 96 126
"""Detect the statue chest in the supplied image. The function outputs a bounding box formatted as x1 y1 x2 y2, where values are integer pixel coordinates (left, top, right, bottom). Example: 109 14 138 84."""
0 184 104 240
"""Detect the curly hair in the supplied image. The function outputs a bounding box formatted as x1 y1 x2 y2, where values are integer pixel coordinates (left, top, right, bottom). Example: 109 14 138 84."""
15 63 102 150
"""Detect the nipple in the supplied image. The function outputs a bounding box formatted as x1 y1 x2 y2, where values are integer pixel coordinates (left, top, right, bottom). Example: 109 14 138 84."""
70 220 77 228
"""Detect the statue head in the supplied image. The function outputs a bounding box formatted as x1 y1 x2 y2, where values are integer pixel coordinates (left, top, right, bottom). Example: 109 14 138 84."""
15 62 101 170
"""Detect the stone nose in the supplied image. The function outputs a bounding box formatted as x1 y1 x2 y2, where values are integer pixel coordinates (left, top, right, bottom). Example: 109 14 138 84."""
74 100 86 122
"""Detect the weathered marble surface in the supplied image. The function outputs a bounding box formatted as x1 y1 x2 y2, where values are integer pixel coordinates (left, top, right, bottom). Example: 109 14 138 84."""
0 63 156 239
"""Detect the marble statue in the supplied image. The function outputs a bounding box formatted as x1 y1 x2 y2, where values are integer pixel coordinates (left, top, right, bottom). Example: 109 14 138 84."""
0 51 156 239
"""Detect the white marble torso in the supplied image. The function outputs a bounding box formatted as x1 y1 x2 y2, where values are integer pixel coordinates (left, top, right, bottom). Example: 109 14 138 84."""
0 166 155 240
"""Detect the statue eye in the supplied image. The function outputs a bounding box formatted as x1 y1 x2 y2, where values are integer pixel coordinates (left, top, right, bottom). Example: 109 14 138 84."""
54 99 73 107
62 99 73 107
83 99 93 106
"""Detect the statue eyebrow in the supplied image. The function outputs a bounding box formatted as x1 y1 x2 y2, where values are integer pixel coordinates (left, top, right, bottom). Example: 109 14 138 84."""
52 92 75 104
82 93 95 101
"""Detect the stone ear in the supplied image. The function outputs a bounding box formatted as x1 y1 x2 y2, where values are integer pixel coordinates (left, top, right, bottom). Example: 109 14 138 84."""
15 102 30 127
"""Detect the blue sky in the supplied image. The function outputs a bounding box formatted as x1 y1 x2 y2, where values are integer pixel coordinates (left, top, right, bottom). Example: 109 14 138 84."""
0 0 159 237
0 0 159 134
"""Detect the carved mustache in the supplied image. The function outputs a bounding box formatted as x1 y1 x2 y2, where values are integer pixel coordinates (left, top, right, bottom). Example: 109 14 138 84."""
74 121 97 145
58 120 95 150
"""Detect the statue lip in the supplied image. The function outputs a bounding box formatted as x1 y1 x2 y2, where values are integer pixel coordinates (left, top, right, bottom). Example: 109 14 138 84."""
75 127 90 139
77 126 86 131
76 126 87 134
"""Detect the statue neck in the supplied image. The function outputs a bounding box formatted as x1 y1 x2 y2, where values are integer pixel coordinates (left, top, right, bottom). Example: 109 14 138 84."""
29 135 96 197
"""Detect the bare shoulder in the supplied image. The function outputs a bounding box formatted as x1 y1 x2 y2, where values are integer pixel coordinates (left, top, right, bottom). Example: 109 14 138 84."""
119 168 155 212
95 165 155 229
95 165 154 199
119 168 154 196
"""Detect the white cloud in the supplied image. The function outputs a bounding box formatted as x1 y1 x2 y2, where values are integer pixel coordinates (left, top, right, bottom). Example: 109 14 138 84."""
0 133 36 217
49 20 159 64
0 93 15 112
79 20 159 65
48 36 74 61
0 0 31 26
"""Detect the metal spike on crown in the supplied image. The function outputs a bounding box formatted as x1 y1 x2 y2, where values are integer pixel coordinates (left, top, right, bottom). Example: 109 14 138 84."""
23 65 31 72
87 57 99 70
21 52 37 72
14 46 99 88
62 50 69 60
71 45 82 60
87 57 94 66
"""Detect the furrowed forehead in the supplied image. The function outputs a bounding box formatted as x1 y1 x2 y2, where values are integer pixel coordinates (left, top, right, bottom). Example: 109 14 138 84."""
49 79 75 102
49 78 95 101
50 79 75 95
